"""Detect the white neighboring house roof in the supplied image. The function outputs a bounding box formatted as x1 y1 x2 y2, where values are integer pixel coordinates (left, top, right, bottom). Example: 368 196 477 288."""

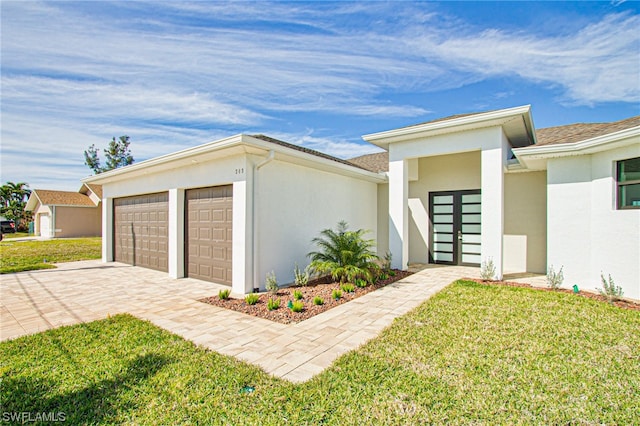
83 134 386 186
362 105 536 149
513 117 640 170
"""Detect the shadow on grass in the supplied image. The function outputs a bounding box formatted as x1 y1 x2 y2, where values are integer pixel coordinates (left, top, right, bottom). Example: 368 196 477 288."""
1 353 171 423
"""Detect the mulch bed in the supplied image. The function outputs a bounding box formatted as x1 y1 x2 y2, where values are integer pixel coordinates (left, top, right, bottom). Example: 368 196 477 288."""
465 278 640 311
200 270 413 324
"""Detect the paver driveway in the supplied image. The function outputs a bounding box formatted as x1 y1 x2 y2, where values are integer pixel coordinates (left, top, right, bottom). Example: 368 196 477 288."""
1 260 479 382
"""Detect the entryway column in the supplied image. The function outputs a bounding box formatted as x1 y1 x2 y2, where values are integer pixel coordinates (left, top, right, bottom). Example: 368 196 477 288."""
481 146 505 279
389 158 409 270
168 188 185 279
102 198 113 262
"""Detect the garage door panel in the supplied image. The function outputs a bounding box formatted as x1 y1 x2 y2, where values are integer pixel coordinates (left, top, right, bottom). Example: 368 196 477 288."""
114 192 168 272
186 185 233 285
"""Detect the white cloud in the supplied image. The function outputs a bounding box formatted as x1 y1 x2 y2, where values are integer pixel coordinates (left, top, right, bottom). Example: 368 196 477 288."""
1 1 638 189
417 13 640 105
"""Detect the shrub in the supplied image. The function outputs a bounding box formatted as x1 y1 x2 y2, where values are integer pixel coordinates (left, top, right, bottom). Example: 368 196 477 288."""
265 271 278 294
308 221 380 284
598 273 624 303
332 289 342 300
382 251 393 272
218 288 231 300
293 289 303 300
245 293 260 305
290 300 304 312
313 296 324 305
340 283 355 293
377 271 389 281
547 265 564 290
293 263 310 287
480 257 496 281
355 278 367 288
267 297 280 311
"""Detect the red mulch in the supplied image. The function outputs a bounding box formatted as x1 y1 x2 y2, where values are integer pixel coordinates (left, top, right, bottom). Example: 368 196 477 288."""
200 270 413 324
464 278 640 311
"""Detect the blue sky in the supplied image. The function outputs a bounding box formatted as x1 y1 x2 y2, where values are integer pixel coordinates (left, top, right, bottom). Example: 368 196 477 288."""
2 1 639 191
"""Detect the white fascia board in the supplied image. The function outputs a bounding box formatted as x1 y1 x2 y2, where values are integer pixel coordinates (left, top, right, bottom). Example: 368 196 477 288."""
83 133 387 186
244 136 387 183
25 192 42 211
513 126 640 170
363 105 532 148
82 134 247 185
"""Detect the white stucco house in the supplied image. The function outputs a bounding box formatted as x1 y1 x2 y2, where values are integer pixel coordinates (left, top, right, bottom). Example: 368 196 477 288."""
83 105 640 300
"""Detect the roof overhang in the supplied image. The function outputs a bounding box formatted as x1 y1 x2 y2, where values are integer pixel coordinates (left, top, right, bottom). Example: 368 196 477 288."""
513 125 640 170
362 105 535 149
25 192 41 211
82 134 386 186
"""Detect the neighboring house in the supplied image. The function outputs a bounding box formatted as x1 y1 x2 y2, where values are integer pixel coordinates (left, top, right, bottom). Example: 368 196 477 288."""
83 106 639 300
25 184 102 238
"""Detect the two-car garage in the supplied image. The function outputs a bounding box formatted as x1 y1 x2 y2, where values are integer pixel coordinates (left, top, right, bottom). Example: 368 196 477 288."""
113 186 233 285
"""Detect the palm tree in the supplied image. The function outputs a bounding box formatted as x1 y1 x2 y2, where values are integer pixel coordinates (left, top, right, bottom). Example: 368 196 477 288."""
0 182 31 228
308 221 380 284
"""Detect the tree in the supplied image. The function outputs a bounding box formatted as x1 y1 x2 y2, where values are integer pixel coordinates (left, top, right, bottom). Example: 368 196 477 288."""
0 181 32 229
84 135 134 174
308 221 380 284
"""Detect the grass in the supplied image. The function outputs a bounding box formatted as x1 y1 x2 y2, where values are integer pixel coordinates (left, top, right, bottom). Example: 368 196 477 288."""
1 280 638 424
1 232 31 239
0 237 101 274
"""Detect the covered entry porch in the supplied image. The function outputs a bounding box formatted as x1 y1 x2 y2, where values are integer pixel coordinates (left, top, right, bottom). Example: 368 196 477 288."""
365 105 546 279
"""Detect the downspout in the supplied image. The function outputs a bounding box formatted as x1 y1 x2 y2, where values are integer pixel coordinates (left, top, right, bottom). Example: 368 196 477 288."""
51 206 56 238
252 150 275 292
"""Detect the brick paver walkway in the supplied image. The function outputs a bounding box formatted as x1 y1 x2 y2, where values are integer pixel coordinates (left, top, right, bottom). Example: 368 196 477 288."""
1 261 479 382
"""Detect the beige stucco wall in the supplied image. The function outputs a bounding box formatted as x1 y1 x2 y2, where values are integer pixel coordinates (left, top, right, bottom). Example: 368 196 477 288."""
407 151 481 264
53 206 102 238
503 171 547 274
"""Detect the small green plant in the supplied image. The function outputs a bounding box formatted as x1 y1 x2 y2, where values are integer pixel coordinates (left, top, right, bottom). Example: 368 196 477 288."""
546 265 564 290
265 270 279 294
340 283 355 293
293 289 303 300
245 293 260 305
290 300 304 312
480 257 496 281
332 289 342 300
377 271 389 281
598 273 624 303
267 297 280 311
313 296 324 305
293 263 310 287
382 251 393 271
218 288 231 300
355 278 367 288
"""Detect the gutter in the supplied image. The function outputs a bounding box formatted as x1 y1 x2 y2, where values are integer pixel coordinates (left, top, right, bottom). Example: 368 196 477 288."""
252 150 275 292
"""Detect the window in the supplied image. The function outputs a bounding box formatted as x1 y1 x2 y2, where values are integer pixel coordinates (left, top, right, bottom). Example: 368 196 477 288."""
617 157 640 209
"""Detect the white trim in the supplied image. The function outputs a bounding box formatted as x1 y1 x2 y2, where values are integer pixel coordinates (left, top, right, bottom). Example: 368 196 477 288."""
83 134 385 186
363 105 533 147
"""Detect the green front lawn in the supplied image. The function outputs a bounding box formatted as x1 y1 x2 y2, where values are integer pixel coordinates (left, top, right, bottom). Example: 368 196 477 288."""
1 281 638 424
0 237 101 274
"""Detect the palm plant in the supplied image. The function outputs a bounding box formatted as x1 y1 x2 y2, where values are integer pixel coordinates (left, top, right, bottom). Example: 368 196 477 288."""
308 221 380 284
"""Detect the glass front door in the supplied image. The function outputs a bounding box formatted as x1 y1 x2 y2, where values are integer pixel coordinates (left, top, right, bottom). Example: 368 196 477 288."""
429 190 481 266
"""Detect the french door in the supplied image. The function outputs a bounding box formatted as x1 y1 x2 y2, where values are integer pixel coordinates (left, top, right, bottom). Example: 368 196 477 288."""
429 190 481 266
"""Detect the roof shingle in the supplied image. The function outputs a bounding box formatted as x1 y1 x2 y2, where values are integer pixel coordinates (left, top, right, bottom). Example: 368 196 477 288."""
33 189 97 207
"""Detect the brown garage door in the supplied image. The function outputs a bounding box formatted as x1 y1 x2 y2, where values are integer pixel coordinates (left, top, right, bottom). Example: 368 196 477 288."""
113 192 169 272
186 185 233 285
